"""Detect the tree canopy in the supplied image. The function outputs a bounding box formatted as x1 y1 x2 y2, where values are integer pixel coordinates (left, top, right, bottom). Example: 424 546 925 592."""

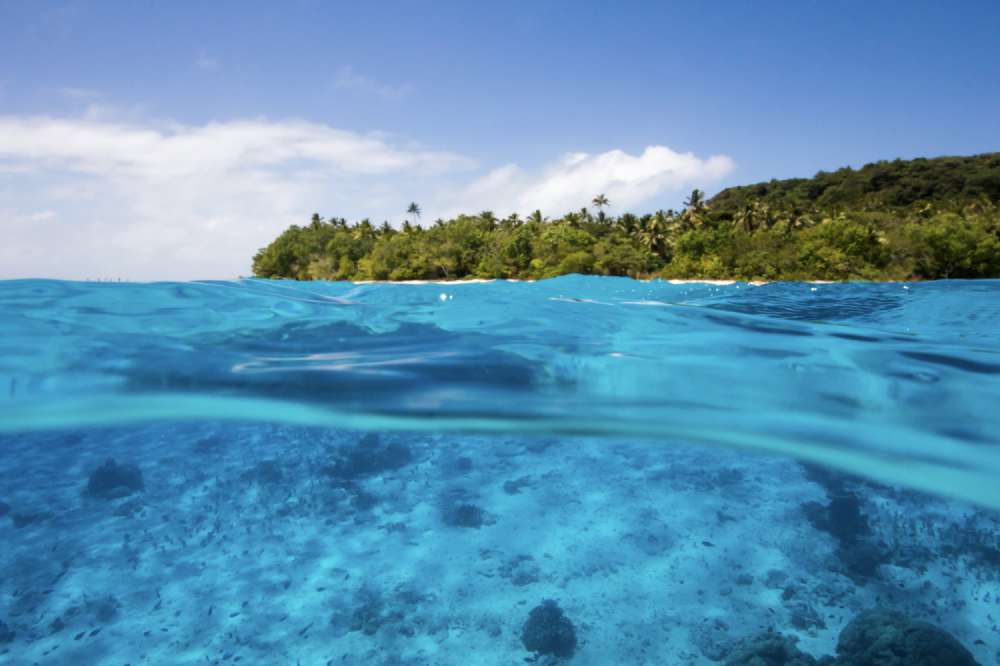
252 153 1000 281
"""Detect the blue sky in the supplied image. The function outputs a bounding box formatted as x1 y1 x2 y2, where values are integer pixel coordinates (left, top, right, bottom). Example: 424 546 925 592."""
1 1 998 279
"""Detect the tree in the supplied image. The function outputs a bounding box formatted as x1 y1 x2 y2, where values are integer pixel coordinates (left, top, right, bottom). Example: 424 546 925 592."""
638 211 670 258
592 194 610 222
684 189 706 212
252 152 1000 282
501 213 522 229
681 189 708 229
406 202 422 225
615 213 640 235
478 210 498 230
353 219 376 241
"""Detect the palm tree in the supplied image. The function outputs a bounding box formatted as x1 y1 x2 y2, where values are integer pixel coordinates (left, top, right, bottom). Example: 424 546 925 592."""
684 189 706 212
638 210 670 257
615 212 639 235
502 213 522 229
527 210 547 224
479 210 498 230
592 194 610 222
406 202 421 225
680 189 708 230
353 219 375 241
735 203 756 233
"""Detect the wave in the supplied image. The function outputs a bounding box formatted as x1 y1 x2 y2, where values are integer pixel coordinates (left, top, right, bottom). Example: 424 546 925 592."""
2 276 999 509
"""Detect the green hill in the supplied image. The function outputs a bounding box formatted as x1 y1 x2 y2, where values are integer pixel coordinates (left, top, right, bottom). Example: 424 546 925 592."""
709 152 1000 214
252 153 1000 282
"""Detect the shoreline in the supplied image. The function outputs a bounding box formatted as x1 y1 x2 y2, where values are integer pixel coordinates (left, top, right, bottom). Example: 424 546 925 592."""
348 278 856 286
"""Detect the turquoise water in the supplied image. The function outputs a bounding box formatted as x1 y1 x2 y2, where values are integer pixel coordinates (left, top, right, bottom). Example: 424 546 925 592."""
1 277 998 664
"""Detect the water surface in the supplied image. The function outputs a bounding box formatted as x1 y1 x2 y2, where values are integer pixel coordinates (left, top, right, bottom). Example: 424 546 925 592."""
0 277 997 664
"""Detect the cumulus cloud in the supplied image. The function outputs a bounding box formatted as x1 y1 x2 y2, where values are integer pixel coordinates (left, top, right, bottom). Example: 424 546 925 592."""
0 113 732 280
0 115 471 280
444 146 734 216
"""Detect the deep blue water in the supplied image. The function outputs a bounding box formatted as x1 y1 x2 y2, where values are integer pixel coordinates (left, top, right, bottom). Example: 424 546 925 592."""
0 276 998 664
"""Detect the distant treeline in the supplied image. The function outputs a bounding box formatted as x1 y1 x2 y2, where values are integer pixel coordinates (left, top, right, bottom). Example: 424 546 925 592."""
252 152 1000 281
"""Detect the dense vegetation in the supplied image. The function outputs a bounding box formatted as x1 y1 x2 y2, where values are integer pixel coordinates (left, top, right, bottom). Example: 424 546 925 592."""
252 153 1000 281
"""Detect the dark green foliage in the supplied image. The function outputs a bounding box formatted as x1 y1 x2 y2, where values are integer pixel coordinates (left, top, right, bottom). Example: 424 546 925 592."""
253 153 1000 281
834 609 980 666
521 600 577 658
709 153 1000 214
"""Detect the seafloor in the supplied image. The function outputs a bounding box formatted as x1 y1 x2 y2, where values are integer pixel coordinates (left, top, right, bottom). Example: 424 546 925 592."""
1 423 997 665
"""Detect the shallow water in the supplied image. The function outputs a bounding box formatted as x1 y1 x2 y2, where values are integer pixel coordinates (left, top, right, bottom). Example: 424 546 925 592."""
1 277 998 664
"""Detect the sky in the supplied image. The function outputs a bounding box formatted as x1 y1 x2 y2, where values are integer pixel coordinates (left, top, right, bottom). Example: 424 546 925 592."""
1 1 998 280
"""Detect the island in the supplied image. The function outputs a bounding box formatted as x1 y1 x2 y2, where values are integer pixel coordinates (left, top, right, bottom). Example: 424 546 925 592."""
253 153 1000 282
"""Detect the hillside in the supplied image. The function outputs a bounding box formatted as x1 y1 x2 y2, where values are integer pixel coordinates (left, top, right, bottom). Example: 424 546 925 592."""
709 152 1000 214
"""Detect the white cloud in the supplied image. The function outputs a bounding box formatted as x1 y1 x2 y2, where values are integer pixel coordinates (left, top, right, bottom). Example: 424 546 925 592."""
0 113 733 280
444 146 734 217
0 115 471 280
333 66 414 100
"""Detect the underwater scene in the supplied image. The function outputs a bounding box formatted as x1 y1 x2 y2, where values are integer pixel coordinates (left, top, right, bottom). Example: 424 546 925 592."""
1 276 999 666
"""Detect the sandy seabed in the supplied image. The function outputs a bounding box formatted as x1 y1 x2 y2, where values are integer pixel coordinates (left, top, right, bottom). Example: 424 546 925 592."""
1 424 998 665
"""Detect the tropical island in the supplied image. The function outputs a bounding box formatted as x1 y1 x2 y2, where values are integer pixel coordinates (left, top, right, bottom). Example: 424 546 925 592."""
252 152 1000 282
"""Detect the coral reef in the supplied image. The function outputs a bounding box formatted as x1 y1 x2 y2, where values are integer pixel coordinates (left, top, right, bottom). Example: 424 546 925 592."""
86 458 144 499
498 555 541 587
724 631 823 665
440 487 494 528
724 609 982 666
834 609 980 666
803 493 869 545
521 600 577 659
802 492 887 581
86 595 122 623
0 620 14 644
694 617 738 661
443 502 488 528
241 459 283 484
503 476 533 495
332 585 432 640
11 510 54 528
325 433 412 480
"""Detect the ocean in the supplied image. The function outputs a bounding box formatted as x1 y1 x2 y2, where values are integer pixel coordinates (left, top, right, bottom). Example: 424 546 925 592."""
1 276 997 665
